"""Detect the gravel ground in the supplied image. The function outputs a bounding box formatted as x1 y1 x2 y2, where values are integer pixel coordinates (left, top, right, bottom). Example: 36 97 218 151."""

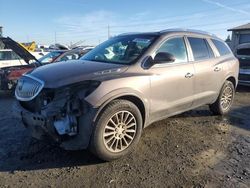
0 86 249 188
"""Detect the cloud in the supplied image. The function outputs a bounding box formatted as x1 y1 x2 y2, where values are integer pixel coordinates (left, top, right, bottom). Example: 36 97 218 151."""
53 10 118 43
202 0 250 16
52 5 248 45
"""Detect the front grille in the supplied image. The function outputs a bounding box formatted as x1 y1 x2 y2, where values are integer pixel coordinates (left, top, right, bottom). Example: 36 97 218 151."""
15 75 44 101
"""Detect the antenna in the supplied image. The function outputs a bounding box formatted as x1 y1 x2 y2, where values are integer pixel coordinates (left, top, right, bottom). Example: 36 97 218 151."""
108 24 110 39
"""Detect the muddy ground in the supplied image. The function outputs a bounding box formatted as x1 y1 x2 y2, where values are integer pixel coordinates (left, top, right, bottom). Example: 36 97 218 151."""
0 86 249 188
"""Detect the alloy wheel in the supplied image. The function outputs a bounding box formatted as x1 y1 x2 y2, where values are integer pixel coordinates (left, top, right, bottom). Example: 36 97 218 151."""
220 85 233 110
103 110 137 153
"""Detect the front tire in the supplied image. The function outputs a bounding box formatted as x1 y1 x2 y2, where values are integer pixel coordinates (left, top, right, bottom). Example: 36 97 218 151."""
90 99 143 161
209 80 235 115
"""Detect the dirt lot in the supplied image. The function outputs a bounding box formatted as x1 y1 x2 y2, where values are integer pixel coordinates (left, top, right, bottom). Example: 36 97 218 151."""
0 86 250 188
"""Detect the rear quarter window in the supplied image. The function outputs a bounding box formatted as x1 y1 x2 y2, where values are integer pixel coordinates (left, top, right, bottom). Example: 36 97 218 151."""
211 39 231 56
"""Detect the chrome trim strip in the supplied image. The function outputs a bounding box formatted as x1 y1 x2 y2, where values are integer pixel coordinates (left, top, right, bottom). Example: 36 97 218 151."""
239 80 250 86
239 68 250 74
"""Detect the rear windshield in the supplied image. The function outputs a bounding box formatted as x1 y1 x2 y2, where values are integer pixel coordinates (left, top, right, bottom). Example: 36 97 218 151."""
211 39 231 56
237 48 250 56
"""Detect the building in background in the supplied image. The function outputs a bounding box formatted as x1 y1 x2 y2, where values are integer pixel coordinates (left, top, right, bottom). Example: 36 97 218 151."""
228 23 250 53
228 23 250 86
0 27 3 48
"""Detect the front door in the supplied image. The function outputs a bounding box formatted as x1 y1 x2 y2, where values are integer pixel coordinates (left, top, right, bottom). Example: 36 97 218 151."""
148 37 195 122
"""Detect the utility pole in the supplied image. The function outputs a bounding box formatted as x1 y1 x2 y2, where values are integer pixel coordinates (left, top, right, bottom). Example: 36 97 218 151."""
54 31 57 44
108 24 110 39
0 26 3 37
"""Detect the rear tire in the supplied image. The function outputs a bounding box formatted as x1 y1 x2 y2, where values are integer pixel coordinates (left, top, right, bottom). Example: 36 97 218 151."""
90 99 143 161
209 80 235 115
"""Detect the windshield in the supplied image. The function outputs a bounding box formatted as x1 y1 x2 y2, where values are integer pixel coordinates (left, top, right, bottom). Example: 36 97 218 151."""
81 35 157 65
38 51 63 63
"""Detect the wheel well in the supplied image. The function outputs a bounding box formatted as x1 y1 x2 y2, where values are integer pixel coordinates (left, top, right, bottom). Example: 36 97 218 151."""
116 95 146 127
227 76 236 88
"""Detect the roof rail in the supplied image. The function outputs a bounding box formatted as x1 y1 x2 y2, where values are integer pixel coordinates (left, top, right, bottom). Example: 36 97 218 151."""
118 32 142 36
160 28 217 37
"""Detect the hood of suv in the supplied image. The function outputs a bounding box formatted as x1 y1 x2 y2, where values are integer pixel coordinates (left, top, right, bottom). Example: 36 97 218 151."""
28 60 129 88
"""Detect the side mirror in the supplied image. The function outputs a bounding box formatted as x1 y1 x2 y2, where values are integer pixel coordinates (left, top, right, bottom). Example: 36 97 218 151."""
153 52 175 64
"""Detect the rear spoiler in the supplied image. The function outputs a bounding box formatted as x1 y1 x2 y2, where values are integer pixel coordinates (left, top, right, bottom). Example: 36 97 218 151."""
0 37 41 66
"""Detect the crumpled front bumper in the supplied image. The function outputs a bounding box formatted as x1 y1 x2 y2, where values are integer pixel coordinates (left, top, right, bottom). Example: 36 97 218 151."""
13 100 98 150
13 101 61 142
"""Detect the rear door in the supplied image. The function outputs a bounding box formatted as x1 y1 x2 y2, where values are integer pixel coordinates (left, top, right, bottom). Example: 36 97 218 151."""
187 37 222 107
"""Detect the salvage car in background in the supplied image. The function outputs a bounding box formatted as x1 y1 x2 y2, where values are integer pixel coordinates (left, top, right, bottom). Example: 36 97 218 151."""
0 37 93 91
15 29 239 161
38 50 66 64
52 47 94 63
0 49 26 68
0 37 41 90
236 44 250 86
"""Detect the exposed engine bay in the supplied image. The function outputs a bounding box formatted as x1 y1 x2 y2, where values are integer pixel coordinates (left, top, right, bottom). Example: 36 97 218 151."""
17 78 100 150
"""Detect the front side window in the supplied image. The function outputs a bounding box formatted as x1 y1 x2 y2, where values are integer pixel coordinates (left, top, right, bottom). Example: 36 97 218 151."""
188 37 211 61
157 37 188 63
81 35 157 65
211 39 231 56
38 51 63 63
55 51 80 62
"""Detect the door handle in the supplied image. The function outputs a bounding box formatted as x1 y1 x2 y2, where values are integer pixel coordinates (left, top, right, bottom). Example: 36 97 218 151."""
185 73 194 78
214 67 221 72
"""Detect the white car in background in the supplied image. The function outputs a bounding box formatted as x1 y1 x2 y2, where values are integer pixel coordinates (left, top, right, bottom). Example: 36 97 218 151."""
0 49 26 68
0 49 46 69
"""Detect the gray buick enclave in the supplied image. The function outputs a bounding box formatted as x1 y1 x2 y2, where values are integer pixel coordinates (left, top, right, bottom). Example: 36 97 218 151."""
15 29 239 161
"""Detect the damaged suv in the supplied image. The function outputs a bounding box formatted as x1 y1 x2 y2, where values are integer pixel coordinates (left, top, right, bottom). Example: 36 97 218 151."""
15 29 239 161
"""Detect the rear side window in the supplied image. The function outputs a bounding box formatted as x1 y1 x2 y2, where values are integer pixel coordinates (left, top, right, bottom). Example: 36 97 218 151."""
188 37 211 61
157 37 188 63
211 39 231 56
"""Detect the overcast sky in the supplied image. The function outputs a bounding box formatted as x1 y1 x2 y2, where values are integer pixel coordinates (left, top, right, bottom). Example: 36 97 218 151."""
0 0 250 45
